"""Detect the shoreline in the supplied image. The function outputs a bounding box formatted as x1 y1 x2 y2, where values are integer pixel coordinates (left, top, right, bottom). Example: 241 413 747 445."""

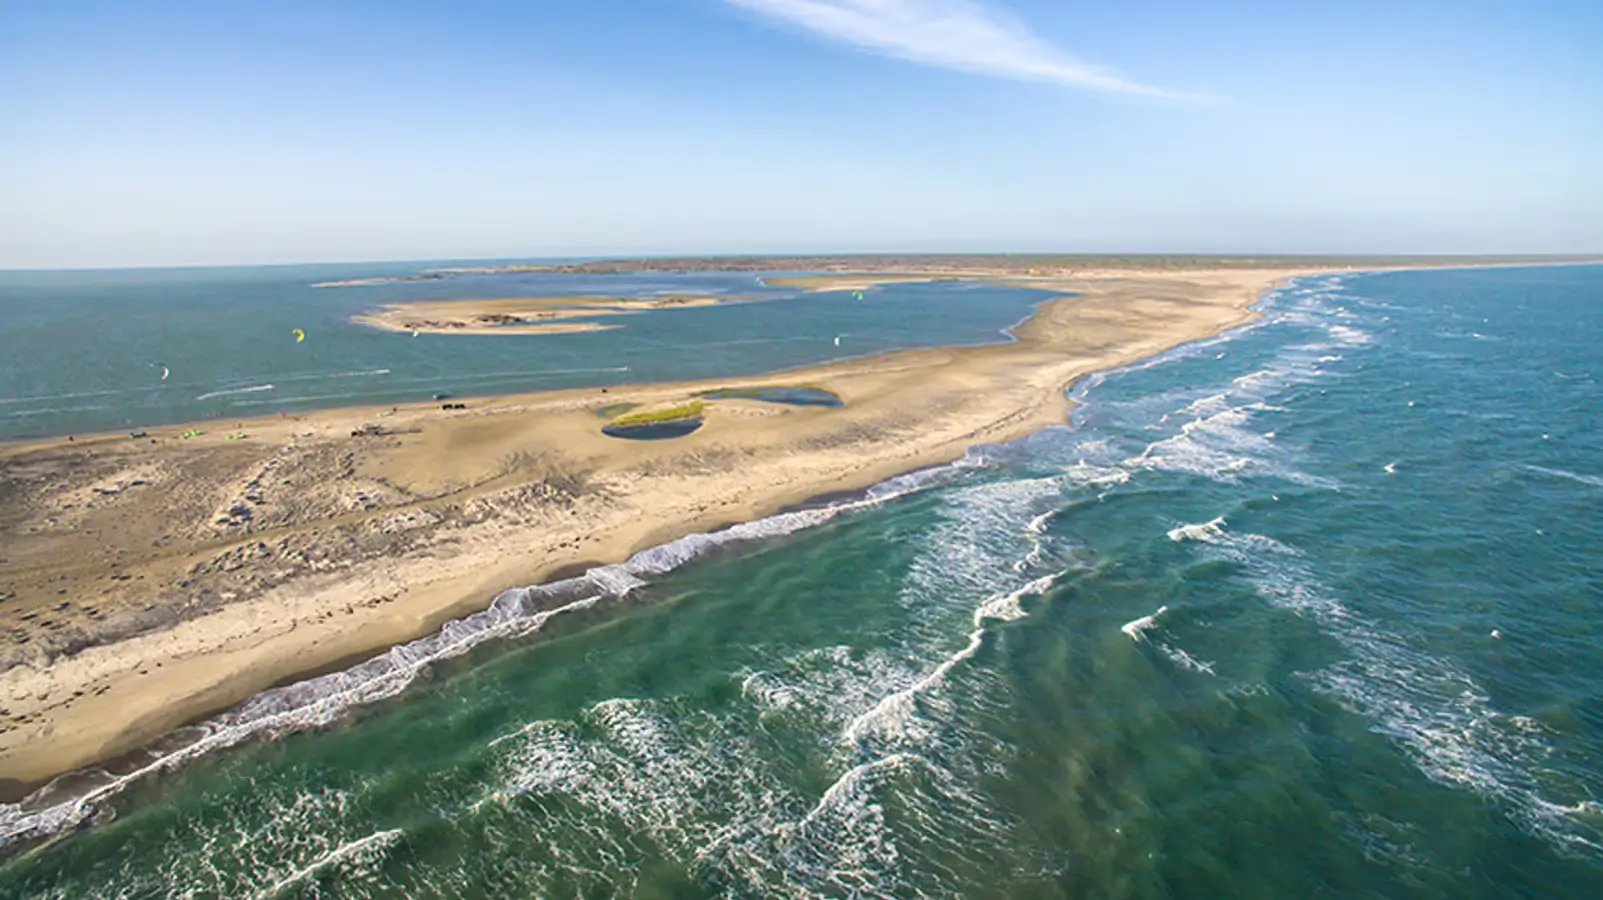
0 260 1551 806
306 253 1603 287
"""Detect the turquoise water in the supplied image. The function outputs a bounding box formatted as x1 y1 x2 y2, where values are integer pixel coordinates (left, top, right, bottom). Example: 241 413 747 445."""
0 265 1047 440
3 265 1603 897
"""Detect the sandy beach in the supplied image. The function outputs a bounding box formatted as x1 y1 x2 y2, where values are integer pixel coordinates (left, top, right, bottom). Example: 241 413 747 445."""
0 263 1352 794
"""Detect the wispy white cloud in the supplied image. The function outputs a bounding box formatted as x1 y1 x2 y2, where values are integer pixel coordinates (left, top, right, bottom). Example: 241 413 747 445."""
725 0 1190 99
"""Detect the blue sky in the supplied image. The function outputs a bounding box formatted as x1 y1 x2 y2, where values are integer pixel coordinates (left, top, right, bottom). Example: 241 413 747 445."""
2 0 1600 267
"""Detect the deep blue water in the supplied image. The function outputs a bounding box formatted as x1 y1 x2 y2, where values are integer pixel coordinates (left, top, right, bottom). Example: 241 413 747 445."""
0 264 1049 439
1 265 1600 897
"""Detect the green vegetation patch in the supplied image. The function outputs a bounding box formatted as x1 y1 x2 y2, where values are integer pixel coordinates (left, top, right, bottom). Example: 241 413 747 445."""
612 400 706 427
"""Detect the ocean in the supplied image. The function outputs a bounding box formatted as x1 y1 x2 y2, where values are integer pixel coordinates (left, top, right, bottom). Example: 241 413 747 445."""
1 264 1601 897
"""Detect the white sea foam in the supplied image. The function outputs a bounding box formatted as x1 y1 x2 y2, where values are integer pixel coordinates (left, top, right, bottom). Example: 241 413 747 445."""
266 368 392 385
1183 392 1233 416
1121 339 1341 488
1120 605 1167 641
194 384 275 401
1327 324 1373 346
251 828 404 899
1159 644 1216 675
974 572 1061 627
477 662 1008 898
845 570 1064 747
1167 517 1228 544
1525 465 1603 489
1062 460 1130 487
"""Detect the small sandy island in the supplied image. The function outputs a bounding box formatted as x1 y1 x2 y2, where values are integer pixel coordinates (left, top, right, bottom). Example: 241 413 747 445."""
4 256 1577 801
353 294 734 335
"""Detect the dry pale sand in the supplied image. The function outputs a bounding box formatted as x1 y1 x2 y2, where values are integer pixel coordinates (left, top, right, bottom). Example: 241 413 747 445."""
0 265 1321 796
353 294 737 335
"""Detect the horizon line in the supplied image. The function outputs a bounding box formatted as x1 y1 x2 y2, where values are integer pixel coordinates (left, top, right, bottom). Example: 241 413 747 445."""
5 251 1603 274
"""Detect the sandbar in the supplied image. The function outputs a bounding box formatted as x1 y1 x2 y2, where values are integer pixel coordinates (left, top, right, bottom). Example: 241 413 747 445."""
353 294 736 335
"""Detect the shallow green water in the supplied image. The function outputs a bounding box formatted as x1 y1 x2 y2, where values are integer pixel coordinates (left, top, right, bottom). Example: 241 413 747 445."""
3 266 1602 897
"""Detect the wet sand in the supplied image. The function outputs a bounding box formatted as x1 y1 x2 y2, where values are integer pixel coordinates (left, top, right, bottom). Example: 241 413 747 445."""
0 265 1323 794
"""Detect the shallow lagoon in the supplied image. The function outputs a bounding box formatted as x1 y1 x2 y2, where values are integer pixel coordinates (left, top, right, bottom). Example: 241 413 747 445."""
0 265 1049 439
601 418 705 440
700 386 843 407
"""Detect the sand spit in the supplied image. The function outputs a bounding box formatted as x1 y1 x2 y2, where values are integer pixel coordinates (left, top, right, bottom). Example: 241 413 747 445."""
0 265 1318 793
352 294 732 335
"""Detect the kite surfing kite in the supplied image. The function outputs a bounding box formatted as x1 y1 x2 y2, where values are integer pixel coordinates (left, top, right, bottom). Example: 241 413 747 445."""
292 328 306 343
853 291 864 300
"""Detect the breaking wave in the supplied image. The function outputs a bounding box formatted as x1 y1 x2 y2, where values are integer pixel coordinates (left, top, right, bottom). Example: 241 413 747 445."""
1120 605 1168 641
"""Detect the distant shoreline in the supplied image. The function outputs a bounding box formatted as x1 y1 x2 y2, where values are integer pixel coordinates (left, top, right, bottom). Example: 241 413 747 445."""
305 253 1603 288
